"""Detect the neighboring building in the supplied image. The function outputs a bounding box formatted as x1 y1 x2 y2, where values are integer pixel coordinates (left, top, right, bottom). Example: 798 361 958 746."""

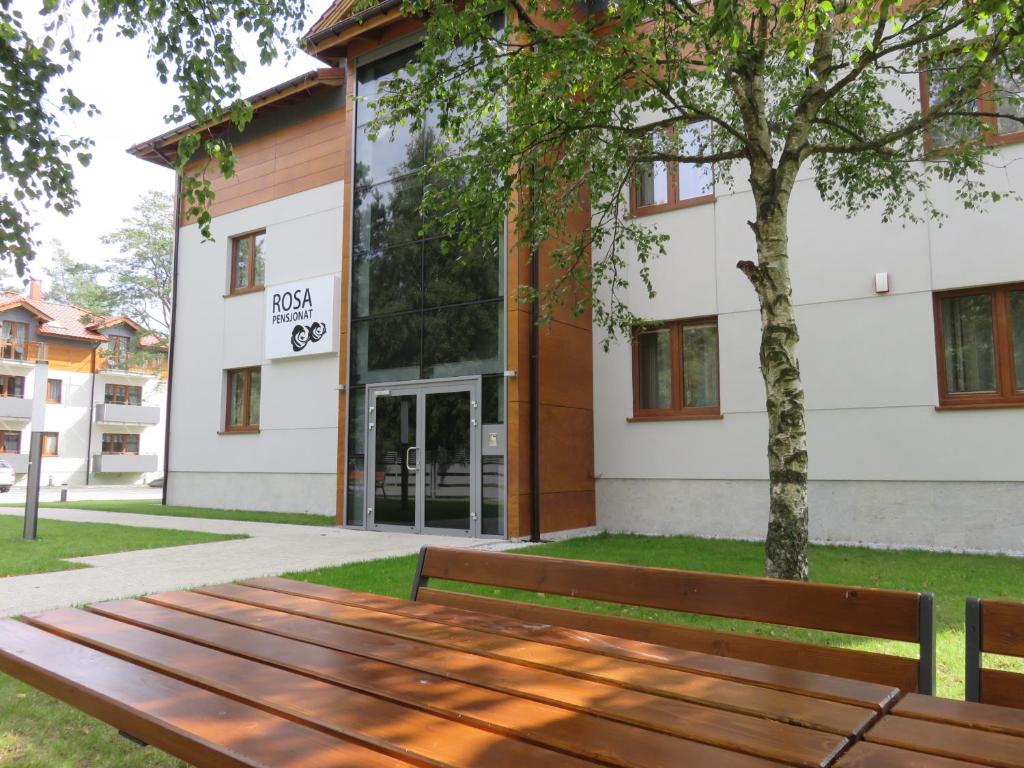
130 1 1023 551
0 280 166 487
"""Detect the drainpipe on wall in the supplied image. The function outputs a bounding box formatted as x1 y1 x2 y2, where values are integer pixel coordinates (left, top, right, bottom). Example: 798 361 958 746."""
529 242 541 543
159 166 183 506
84 350 96 485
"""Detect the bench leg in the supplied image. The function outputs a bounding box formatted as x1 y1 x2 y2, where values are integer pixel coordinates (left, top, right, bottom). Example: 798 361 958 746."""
118 730 148 747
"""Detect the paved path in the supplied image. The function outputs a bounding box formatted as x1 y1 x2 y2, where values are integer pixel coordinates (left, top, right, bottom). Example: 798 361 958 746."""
0 506 516 617
1 484 162 505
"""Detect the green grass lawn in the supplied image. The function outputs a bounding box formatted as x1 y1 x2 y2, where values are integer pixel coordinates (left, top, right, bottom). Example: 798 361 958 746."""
3 532 1024 766
0 516 244 578
10 499 337 527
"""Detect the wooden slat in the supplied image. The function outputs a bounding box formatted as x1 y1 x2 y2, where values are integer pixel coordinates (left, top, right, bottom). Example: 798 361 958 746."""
979 669 1024 710
88 598 847 768
419 548 922 641
982 601 1024 657
186 583 878 737
243 577 903 706
865 715 1024 768
26 608 787 768
419 586 921 691
837 742 988 767
142 590 870 750
0 620 408 768
894 692 1024 738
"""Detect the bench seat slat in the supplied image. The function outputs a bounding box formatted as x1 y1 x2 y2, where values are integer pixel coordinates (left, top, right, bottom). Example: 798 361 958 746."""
189 582 878 737
837 742 988 768
242 576 903 708
865 715 1024 768
144 590 878 749
25 608 609 768
419 549 922 641
0 619 407 768
87 598 848 768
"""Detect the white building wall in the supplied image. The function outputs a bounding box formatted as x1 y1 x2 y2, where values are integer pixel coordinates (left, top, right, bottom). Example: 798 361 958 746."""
166 181 343 514
595 142 1024 553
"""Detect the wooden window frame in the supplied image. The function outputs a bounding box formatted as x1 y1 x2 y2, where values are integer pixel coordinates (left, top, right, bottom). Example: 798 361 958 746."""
920 60 1024 154
1 430 21 453
630 316 722 421
228 229 266 296
629 124 716 217
224 367 261 433
104 383 142 406
934 282 1024 409
0 374 25 399
41 432 58 457
46 378 62 404
101 433 141 455
1 321 29 360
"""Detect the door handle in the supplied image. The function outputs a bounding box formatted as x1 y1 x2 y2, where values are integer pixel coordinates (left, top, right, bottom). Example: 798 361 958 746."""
406 446 419 471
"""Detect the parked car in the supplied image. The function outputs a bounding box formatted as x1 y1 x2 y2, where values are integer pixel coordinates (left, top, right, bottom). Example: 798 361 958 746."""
147 475 164 488
0 459 15 492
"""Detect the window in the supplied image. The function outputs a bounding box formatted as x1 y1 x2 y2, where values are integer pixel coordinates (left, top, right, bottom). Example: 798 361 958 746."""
106 335 130 368
225 367 261 431
41 432 58 457
1 431 20 453
934 283 1024 407
0 375 25 398
230 230 266 294
922 57 1024 151
631 317 720 419
104 384 142 405
102 433 140 455
46 379 62 404
1 321 28 360
631 121 715 216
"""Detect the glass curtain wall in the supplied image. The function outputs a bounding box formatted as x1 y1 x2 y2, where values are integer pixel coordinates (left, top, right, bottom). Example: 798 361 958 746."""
346 40 506 532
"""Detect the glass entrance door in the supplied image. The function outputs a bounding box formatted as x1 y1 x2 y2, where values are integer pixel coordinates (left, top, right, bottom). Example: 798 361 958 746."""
366 379 480 535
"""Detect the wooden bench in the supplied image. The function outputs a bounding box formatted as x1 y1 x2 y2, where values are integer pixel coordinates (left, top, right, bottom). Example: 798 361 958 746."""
966 597 1024 707
411 546 936 693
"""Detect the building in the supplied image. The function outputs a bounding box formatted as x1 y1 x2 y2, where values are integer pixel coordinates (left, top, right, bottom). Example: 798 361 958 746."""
0 281 167 487
131 1 1024 551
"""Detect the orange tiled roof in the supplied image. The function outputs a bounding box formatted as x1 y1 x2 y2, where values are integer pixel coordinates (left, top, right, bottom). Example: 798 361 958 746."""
306 0 357 37
0 292 112 342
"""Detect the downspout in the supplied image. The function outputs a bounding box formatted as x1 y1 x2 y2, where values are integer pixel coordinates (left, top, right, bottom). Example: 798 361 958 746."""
159 164 183 506
85 350 96 485
529 244 541 543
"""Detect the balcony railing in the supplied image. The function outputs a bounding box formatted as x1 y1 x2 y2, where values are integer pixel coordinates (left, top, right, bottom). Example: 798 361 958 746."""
92 453 158 473
97 352 165 376
95 403 161 426
0 341 47 363
0 396 33 419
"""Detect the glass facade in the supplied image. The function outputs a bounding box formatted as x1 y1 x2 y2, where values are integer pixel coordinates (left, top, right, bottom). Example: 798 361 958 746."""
346 42 505 532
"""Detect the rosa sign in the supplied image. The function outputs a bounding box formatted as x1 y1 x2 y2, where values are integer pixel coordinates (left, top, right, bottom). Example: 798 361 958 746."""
264 275 340 360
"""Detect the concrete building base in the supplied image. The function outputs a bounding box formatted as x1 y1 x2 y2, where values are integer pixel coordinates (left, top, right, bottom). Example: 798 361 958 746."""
166 471 336 515
597 478 1024 556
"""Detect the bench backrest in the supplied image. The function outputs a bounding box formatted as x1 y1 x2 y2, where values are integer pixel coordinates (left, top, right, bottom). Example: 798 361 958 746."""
412 546 935 693
966 597 1024 707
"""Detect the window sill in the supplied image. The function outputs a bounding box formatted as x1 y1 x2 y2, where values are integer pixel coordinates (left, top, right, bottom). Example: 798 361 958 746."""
224 286 265 299
935 401 1024 411
630 194 716 218
218 427 261 435
628 412 723 422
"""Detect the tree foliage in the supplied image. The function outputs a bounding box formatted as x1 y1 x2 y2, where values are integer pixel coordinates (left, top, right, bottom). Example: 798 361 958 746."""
0 0 309 266
369 0 1024 578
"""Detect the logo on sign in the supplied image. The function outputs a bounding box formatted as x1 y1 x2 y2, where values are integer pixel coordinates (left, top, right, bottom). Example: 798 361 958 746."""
291 322 327 352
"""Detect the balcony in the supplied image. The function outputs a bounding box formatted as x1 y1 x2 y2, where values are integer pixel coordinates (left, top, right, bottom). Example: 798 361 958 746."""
97 351 164 378
0 341 47 367
92 453 158 473
95 403 161 426
0 396 33 420
0 453 28 473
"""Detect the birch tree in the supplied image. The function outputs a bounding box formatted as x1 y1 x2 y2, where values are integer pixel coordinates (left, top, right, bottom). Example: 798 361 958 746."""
371 0 1024 578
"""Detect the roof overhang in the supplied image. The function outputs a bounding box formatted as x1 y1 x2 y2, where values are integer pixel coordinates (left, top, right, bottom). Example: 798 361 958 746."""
128 67 346 167
302 0 407 62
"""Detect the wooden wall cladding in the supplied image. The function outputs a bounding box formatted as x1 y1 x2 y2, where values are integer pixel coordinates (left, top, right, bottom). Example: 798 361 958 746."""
182 108 346 223
46 343 95 374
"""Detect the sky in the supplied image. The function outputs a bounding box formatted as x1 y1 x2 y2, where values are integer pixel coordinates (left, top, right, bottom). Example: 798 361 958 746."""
19 0 335 285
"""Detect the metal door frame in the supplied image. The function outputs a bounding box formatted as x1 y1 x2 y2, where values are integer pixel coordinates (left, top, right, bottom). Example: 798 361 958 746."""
365 376 481 536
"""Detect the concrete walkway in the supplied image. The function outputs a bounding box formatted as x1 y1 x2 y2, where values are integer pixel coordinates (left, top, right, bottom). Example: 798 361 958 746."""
0 506 516 617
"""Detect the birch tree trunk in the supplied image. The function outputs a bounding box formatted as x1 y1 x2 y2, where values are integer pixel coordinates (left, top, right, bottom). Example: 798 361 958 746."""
740 208 810 581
